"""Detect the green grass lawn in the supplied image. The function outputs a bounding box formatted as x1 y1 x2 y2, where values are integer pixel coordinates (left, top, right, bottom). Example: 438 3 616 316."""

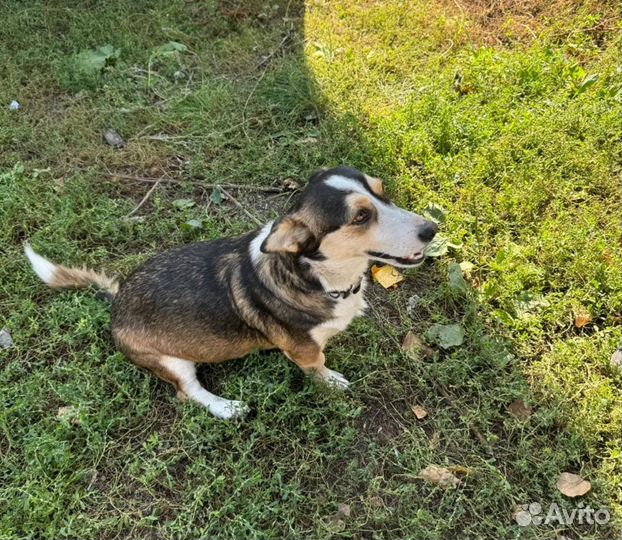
1 1 620 538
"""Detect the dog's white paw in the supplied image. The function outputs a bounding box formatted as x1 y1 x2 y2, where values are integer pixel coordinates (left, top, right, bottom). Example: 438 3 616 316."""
321 368 350 390
209 398 249 420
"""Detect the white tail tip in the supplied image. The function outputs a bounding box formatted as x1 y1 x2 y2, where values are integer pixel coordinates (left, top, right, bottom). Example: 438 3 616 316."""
24 243 57 285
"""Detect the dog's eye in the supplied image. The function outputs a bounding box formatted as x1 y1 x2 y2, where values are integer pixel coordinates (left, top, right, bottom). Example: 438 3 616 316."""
352 209 371 225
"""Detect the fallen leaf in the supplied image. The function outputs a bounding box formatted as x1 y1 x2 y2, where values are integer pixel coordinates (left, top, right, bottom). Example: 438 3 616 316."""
0 328 14 350
574 309 592 328
152 41 187 57
423 235 462 257
422 203 447 224
172 198 195 210
425 323 464 349
447 262 467 292
181 219 202 231
411 405 428 420
371 264 404 289
507 399 532 420
74 44 120 75
556 472 591 497
402 331 434 359
610 349 622 370
419 465 461 488
56 406 81 426
282 177 301 191
102 128 126 148
210 187 223 205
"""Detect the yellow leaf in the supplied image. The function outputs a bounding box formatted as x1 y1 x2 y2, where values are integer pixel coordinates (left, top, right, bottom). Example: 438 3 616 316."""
574 309 592 328
556 472 591 497
371 264 404 289
411 405 428 420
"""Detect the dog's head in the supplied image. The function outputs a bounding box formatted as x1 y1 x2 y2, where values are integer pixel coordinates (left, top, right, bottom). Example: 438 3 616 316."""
261 167 438 268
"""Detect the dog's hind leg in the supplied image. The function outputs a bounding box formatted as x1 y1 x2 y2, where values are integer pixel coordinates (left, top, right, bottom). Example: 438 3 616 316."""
159 356 248 419
134 352 248 419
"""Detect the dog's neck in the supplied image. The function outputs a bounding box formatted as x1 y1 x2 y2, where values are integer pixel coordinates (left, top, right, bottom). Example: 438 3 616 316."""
250 222 368 297
302 255 369 294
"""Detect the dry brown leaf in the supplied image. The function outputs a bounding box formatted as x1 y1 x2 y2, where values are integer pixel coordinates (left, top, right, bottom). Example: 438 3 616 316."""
507 399 532 420
371 264 405 289
574 309 592 328
402 331 434 358
556 472 591 497
56 406 81 425
419 465 461 488
411 405 428 420
281 178 301 191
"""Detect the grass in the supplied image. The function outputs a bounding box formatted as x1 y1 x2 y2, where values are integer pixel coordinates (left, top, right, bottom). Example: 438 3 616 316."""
0 0 620 538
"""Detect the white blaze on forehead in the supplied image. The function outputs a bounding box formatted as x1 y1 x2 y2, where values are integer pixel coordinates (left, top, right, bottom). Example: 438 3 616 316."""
324 175 376 198
324 175 402 217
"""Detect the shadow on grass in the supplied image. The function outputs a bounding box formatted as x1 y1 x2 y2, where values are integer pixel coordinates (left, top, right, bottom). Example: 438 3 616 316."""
1 0 619 538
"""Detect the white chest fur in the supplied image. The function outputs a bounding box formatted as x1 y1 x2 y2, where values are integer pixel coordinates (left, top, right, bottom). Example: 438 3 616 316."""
310 281 368 348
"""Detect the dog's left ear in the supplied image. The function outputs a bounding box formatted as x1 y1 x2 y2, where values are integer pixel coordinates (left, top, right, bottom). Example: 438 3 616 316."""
260 217 315 255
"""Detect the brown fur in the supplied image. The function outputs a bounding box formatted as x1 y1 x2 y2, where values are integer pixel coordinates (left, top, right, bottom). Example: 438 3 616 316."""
51 265 119 296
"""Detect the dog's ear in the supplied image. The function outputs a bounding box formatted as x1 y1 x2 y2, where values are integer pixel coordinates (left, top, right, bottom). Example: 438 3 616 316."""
260 217 315 255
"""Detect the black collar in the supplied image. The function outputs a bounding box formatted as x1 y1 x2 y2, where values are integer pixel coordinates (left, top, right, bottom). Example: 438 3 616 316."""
326 279 363 300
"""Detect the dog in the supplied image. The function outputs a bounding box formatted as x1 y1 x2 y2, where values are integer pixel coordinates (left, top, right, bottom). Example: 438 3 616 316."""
25 167 438 419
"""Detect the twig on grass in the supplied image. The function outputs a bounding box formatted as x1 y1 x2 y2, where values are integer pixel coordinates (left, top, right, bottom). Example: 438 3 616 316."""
254 30 294 71
242 28 294 139
219 186 263 226
124 178 162 218
93 170 289 193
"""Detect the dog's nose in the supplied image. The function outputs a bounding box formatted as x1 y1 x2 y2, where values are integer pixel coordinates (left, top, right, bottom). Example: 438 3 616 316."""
418 221 438 242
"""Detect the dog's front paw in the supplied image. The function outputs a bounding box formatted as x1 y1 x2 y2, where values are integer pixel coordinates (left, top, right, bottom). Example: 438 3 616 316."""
209 398 249 420
322 368 351 390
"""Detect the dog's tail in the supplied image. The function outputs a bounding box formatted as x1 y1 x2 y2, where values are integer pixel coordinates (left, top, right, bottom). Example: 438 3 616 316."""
24 243 119 300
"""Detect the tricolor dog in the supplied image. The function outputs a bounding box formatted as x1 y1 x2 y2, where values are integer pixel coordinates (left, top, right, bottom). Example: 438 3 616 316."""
25 167 437 419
